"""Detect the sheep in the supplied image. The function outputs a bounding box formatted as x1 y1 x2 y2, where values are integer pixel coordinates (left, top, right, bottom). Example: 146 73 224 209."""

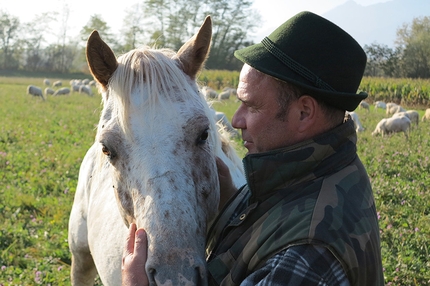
201 86 218 99
386 102 398 109
44 87 55 96
218 90 231 100
359 100 370 112
79 85 93 96
89 80 97 87
392 110 419 126
372 116 411 138
386 103 406 115
27 85 44 100
53 80 62 87
71 83 81 92
70 79 82 86
422 108 430 122
374 101 386 110
218 87 237 100
346 111 364 132
53 87 70 96
82 79 90 85
43 79 50 86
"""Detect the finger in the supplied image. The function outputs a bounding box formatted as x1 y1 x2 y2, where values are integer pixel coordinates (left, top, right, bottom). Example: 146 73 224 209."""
124 223 137 256
133 228 149 285
134 228 148 256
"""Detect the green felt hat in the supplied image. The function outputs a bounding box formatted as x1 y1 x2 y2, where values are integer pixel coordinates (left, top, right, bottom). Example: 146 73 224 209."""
234 11 367 111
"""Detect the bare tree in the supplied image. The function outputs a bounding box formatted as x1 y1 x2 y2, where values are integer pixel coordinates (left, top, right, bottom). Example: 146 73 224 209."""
0 11 20 69
22 12 57 71
120 3 146 51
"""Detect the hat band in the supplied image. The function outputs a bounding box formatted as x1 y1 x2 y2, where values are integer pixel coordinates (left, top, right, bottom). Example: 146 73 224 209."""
261 37 336 92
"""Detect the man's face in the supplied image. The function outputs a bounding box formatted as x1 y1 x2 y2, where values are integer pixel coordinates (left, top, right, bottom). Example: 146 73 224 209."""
232 64 301 154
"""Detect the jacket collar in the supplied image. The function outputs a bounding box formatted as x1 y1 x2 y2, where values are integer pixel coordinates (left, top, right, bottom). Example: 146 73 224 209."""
242 118 357 202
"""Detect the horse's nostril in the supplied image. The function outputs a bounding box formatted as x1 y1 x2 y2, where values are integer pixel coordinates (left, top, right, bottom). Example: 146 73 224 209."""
195 265 207 285
146 265 208 286
148 268 156 285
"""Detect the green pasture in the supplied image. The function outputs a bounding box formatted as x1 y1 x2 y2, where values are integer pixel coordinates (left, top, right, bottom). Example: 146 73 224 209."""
1 76 429 285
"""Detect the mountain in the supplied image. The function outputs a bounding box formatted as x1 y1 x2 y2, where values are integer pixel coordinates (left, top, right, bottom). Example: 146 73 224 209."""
322 0 430 47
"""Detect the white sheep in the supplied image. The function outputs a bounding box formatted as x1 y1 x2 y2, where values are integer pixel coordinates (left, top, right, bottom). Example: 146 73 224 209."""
346 111 364 132
53 87 70 96
422 108 430 122
70 79 81 86
43 79 50 86
218 90 231 100
53 80 62 87
71 83 81 92
218 87 237 100
44 87 55 96
201 86 218 99
386 103 406 115
372 116 411 138
392 110 419 126
27 85 44 100
374 101 386 110
386 102 398 109
359 100 370 112
79 85 93 96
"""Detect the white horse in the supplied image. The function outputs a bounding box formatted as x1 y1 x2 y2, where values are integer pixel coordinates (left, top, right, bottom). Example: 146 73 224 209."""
68 16 245 285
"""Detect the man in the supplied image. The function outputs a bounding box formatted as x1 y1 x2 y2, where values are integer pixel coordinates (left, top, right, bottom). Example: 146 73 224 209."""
123 11 384 285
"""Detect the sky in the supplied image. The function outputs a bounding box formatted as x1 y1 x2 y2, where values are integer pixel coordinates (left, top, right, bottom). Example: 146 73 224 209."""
0 0 391 43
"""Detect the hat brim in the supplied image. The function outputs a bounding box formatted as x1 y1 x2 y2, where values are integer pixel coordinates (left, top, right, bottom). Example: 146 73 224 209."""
234 43 367 111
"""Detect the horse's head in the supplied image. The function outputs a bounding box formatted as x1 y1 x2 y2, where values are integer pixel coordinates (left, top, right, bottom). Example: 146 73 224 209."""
87 16 220 285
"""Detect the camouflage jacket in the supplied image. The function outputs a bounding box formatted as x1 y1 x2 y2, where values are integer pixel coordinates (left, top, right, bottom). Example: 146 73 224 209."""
206 119 384 286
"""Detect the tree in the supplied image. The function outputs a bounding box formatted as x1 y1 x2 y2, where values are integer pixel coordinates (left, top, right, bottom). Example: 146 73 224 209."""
142 0 171 47
395 16 430 78
0 11 20 69
142 0 260 70
44 43 78 73
80 15 117 49
22 12 57 71
363 43 397 77
204 0 259 70
120 3 146 51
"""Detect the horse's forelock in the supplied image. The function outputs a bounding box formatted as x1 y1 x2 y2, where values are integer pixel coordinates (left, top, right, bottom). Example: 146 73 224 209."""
106 47 216 141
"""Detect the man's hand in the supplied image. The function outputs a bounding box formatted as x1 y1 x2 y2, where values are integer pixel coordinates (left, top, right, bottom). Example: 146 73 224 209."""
122 223 149 286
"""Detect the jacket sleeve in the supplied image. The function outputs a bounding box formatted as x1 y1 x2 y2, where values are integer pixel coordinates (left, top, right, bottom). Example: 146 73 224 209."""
239 245 350 286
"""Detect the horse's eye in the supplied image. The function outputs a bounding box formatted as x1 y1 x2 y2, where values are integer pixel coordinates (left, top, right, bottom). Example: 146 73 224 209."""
198 128 209 144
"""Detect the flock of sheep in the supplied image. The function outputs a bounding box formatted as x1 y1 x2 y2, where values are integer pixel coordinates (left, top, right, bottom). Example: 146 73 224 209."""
26 78 97 100
31 80 425 140
202 85 430 140
201 86 237 101
348 100 430 138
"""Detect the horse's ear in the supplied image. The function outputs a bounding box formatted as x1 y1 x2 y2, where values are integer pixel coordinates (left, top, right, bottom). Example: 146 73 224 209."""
86 30 118 88
175 16 212 79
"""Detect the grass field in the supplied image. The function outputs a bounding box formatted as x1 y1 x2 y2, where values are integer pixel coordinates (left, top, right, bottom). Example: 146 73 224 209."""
1 76 429 285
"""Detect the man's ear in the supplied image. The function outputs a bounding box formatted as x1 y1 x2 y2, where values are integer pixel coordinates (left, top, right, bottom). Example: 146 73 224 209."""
297 95 318 132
